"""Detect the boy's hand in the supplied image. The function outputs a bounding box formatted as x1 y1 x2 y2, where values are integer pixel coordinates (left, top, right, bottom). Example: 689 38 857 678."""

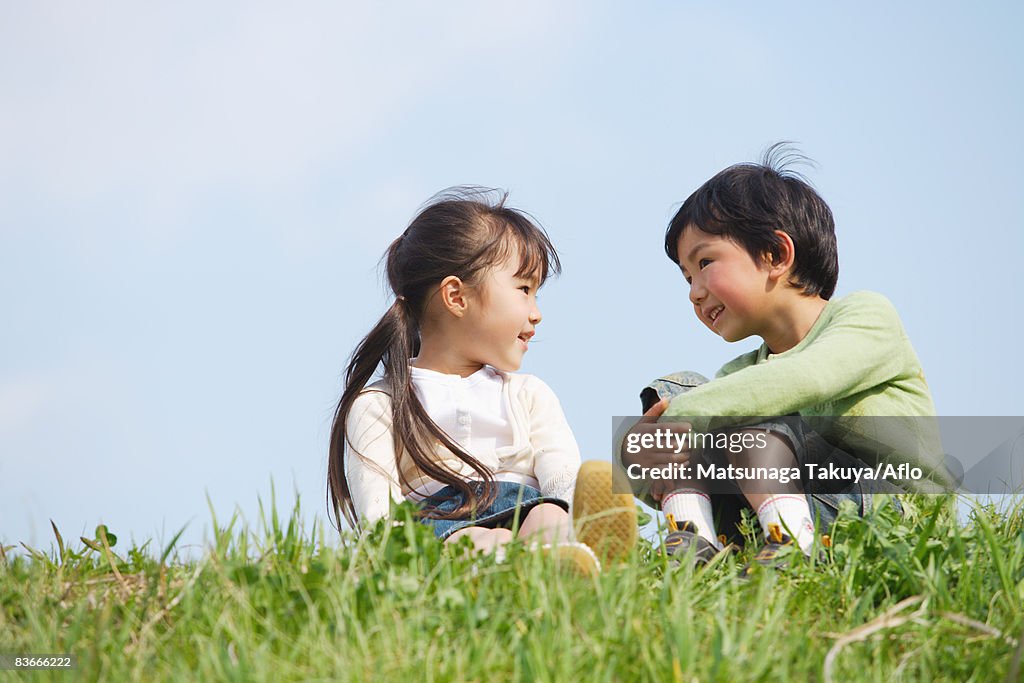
620 399 694 502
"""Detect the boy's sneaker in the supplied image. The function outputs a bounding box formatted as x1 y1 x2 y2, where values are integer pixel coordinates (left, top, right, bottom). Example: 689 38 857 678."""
573 461 638 565
740 523 802 578
663 515 719 567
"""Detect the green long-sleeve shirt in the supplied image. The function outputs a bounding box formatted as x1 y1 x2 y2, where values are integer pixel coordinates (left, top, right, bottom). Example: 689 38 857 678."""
664 291 935 420
662 291 951 491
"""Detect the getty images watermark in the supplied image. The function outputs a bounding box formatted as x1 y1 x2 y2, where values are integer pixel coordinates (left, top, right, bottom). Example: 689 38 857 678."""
613 416 1024 496
623 427 923 485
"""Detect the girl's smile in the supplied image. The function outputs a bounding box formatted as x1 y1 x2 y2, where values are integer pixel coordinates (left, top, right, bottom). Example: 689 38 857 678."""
464 257 543 372
413 252 545 377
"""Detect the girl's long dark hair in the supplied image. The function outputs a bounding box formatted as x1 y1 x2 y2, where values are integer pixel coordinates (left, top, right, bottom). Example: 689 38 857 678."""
327 187 561 530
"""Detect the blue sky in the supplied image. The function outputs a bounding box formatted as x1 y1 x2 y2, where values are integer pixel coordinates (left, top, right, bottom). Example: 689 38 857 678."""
2 3 1022 553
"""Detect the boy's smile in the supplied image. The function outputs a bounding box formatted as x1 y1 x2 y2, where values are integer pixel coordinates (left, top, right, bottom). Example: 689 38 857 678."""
675 225 828 353
676 227 774 343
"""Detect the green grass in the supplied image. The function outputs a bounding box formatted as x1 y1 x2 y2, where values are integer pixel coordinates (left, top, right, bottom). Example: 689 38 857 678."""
2 495 1022 682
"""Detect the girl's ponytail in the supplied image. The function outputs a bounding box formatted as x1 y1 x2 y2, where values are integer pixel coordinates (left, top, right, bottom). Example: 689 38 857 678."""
327 297 416 529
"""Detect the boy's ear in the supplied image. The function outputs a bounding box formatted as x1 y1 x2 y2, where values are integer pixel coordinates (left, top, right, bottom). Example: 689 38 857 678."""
766 230 796 281
438 275 468 317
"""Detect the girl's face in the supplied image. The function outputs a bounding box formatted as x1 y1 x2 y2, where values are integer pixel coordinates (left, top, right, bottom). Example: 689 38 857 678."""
460 256 543 372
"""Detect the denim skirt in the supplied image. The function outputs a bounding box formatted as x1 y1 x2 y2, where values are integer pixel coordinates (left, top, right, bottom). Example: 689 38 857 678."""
418 480 569 540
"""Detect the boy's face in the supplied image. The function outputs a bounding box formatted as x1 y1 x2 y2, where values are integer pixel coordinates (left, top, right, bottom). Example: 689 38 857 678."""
675 226 774 343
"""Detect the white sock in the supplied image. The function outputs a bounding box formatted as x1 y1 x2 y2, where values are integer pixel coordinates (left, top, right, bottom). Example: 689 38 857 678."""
755 494 816 554
662 489 722 549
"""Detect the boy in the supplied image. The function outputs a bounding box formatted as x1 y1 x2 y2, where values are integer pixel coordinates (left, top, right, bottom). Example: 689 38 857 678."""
623 145 948 572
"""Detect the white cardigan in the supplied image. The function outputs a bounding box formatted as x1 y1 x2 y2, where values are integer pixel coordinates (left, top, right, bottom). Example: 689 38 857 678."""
344 367 581 525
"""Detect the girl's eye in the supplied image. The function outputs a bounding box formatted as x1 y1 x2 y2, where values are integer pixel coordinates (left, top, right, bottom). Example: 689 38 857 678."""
519 286 531 294
698 258 712 269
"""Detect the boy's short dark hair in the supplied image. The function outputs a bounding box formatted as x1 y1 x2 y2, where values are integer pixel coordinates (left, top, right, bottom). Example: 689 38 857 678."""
664 143 839 300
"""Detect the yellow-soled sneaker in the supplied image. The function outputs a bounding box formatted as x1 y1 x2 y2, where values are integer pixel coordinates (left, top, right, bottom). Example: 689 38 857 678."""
573 461 638 565
537 542 602 578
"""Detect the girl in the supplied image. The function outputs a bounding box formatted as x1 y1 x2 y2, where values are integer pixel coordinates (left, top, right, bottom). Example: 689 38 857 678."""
327 188 613 571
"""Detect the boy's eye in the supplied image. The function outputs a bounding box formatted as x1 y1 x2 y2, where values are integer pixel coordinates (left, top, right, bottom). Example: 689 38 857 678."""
519 286 531 294
698 258 712 269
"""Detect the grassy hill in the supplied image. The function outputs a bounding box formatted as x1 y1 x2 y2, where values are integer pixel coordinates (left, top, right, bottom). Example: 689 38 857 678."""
1 496 1021 681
